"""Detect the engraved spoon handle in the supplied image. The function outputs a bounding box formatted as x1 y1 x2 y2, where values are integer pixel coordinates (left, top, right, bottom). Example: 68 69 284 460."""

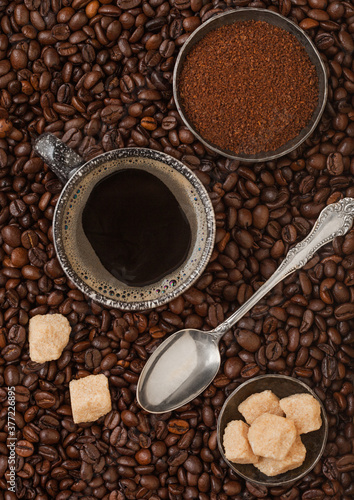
212 198 354 337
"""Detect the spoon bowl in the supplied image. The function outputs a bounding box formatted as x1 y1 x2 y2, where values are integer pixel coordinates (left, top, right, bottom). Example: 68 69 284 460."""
137 329 220 413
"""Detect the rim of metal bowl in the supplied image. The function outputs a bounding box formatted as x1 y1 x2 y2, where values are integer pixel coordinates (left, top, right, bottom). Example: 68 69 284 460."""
173 8 328 163
216 375 329 487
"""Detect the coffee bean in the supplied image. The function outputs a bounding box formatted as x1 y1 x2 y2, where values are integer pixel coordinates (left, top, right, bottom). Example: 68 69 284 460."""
16 440 34 457
80 443 100 464
9 199 27 217
335 303 354 320
322 355 338 380
327 152 344 175
338 31 354 53
121 410 139 427
10 49 28 70
39 429 60 444
140 474 159 490
1 225 22 247
224 357 243 379
21 229 39 248
167 419 190 435
11 247 29 267
266 341 282 361
34 391 56 408
2 344 21 361
235 329 261 353
246 481 268 497
28 247 47 266
4 365 20 385
336 454 354 472
302 490 325 500
117 0 141 9
241 363 260 378
38 444 58 461
140 116 157 131
184 455 203 474
101 105 124 124
1 2 354 498
84 348 101 369
23 158 44 174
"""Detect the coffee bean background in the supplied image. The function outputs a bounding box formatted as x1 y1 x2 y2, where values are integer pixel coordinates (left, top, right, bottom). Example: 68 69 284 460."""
0 0 354 499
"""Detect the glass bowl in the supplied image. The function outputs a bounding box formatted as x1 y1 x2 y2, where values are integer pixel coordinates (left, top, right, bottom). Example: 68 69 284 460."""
217 374 328 487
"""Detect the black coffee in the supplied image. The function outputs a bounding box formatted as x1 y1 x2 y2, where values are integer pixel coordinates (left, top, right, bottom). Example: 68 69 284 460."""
82 168 192 287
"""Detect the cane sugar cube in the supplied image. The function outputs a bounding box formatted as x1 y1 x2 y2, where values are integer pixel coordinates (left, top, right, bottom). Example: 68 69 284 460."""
29 314 71 363
248 413 297 460
238 390 284 424
69 374 112 424
223 420 259 464
279 393 322 434
255 436 306 477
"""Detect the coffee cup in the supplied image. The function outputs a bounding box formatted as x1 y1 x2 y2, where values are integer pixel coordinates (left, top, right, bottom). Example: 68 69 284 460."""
33 133 215 311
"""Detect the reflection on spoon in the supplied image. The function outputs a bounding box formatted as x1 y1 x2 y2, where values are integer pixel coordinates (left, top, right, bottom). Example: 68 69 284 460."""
137 198 354 413
145 333 198 406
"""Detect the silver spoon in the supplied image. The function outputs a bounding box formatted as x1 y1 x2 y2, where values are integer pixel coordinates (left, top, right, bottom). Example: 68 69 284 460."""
137 198 354 413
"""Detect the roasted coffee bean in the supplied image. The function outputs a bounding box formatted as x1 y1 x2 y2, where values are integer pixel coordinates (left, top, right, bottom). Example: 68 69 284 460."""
9 199 27 217
34 391 56 408
21 229 39 248
2 225 22 247
2 344 21 361
336 455 354 472
16 440 34 457
121 410 139 427
246 481 268 497
302 490 325 500
80 443 100 464
39 429 60 444
335 303 354 320
322 356 338 380
168 419 190 435
168 449 188 466
8 325 26 346
224 357 243 379
235 329 261 352
28 247 47 266
85 348 101 369
1 2 354 498
4 365 20 385
327 152 344 176
266 341 282 361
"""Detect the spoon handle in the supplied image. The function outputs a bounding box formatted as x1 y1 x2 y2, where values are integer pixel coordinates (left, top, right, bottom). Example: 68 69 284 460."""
212 198 354 337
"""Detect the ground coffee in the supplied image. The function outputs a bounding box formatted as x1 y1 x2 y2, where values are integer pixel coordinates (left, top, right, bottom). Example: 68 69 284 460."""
179 20 319 155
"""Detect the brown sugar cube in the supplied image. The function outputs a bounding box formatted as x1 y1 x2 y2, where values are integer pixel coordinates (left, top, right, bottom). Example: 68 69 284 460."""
279 393 322 434
248 413 297 460
29 314 71 363
255 436 306 477
223 420 259 464
69 374 112 424
238 390 284 424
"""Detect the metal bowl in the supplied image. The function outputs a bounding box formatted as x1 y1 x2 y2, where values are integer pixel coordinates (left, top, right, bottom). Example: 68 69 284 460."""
173 8 328 163
217 375 328 487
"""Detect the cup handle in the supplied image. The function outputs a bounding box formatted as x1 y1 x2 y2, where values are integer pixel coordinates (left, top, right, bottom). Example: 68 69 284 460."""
33 133 85 184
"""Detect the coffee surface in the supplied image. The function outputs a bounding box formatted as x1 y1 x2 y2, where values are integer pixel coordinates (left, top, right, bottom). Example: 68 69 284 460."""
82 168 191 286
